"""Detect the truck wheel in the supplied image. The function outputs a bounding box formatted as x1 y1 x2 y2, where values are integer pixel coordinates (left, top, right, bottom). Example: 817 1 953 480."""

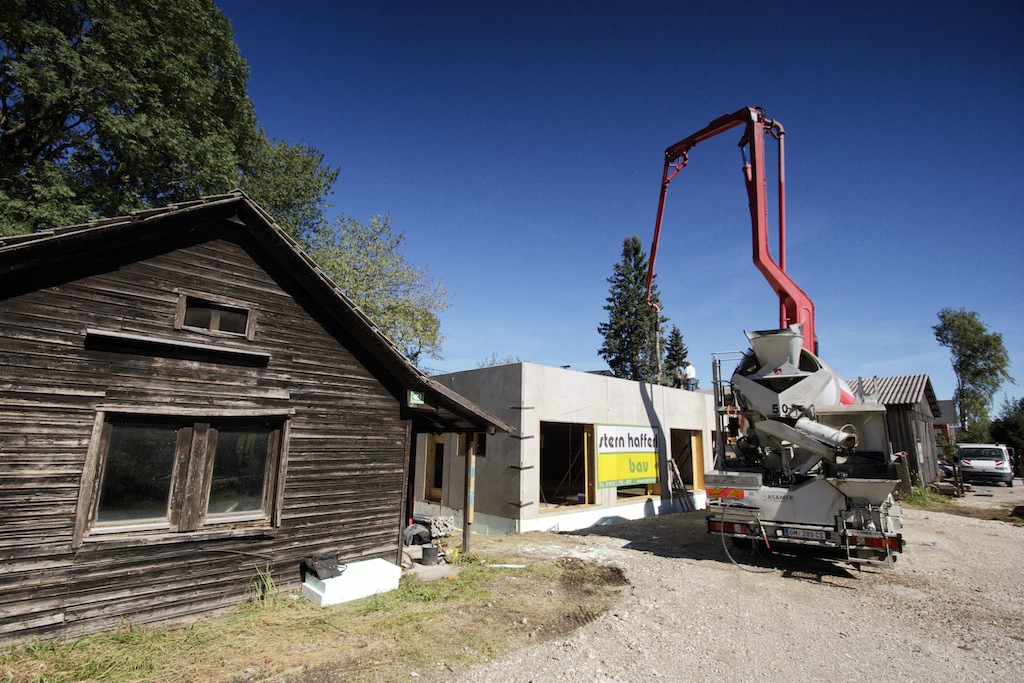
1008 479 1014 488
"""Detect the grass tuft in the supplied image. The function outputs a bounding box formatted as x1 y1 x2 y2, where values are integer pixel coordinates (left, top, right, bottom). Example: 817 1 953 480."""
900 486 953 509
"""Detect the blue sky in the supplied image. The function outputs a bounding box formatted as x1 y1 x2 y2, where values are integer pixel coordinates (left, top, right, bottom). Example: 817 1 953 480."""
217 1 1023 408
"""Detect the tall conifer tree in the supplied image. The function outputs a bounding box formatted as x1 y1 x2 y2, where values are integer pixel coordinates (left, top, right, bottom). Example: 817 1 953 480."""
598 235 667 382
664 325 689 383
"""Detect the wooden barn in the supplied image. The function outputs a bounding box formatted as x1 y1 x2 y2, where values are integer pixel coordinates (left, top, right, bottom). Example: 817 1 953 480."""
0 192 511 643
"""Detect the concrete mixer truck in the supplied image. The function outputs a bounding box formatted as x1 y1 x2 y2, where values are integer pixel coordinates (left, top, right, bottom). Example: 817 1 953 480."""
646 107 904 566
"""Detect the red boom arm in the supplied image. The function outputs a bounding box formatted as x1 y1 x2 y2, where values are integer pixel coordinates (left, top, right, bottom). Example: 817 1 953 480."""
645 107 816 353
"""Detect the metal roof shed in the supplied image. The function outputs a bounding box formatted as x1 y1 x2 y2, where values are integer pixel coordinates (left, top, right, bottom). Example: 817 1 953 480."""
846 374 940 485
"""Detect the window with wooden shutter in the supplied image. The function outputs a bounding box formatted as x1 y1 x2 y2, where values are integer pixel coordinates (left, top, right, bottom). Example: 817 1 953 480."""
77 414 287 542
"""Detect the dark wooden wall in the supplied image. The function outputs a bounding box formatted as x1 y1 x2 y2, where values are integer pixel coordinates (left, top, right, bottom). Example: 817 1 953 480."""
0 233 409 642
886 403 939 486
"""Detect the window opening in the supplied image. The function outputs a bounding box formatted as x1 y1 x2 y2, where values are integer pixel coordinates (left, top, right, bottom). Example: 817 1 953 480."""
423 434 445 502
615 483 655 499
90 416 283 535
539 422 590 508
432 442 444 490
175 291 255 339
183 299 249 335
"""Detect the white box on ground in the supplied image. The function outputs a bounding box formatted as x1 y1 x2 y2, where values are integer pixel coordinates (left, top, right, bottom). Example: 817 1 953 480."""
301 557 401 607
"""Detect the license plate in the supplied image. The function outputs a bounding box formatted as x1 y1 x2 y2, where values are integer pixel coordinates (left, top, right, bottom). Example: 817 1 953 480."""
782 528 826 541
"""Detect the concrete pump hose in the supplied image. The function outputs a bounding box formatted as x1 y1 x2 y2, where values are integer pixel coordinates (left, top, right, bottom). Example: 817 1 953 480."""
718 500 776 574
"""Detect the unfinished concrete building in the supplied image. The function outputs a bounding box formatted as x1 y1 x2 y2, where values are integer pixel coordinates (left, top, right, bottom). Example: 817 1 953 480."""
412 362 716 533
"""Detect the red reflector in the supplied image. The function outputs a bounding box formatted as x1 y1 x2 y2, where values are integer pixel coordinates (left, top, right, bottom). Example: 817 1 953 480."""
709 520 748 535
848 534 902 550
708 487 745 499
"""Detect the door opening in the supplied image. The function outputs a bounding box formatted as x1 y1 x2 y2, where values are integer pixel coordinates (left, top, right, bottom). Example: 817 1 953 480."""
671 428 705 491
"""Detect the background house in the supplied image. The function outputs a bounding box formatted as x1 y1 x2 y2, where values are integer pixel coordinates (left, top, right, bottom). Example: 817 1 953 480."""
415 363 716 534
933 399 958 444
0 192 509 643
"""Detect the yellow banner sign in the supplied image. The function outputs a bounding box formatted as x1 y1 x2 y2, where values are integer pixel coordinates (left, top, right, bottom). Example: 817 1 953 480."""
596 425 659 489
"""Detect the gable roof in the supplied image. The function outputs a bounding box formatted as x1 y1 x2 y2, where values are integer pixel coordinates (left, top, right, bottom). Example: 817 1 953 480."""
845 374 940 418
933 399 958 426
0 191 512 435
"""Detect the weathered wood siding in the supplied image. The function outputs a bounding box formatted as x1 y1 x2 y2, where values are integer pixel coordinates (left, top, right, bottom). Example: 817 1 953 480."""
886 403 939 486
0 231 408 642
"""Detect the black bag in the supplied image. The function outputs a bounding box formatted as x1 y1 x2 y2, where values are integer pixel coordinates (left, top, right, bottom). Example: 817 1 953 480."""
300 553 345 581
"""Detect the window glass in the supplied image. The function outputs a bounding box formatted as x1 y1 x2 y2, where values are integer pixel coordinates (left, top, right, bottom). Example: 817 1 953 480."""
960 448 1002 460
207 427 271 516
97 423 179 524
215 307 249 334
183 300 249 335
183 304 214 329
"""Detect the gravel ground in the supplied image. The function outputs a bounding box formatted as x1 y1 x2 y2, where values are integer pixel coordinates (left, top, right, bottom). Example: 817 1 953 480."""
462 486 1024 683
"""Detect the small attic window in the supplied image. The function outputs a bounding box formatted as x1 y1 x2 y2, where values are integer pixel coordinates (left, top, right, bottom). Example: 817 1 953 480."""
185 301 247 333
175 291 255 339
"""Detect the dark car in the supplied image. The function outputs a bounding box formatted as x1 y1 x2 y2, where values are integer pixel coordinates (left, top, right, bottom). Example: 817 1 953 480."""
937 459 955 480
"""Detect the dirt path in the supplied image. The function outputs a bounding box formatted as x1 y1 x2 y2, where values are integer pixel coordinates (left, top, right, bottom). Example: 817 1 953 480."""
460 499 1024 683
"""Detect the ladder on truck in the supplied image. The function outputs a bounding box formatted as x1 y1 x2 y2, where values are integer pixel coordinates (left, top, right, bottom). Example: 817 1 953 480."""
840 512 897 568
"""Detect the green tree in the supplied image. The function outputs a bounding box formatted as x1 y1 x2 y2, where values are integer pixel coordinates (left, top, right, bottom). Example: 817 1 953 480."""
1 0 259 233
933 308 1013 442
664 325 688 385
304 215 449 365
598 235 667 382
0 0 337 238
239 129 338 242
477 353 524 368
1 1 447 361
935 433 957 461
991 397 1024 467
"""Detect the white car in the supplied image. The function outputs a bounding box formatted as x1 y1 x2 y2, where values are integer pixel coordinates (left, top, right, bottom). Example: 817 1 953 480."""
956 443 1014 487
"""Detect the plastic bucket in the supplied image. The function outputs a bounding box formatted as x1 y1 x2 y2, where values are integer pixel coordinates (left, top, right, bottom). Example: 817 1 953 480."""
421 544 439 565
